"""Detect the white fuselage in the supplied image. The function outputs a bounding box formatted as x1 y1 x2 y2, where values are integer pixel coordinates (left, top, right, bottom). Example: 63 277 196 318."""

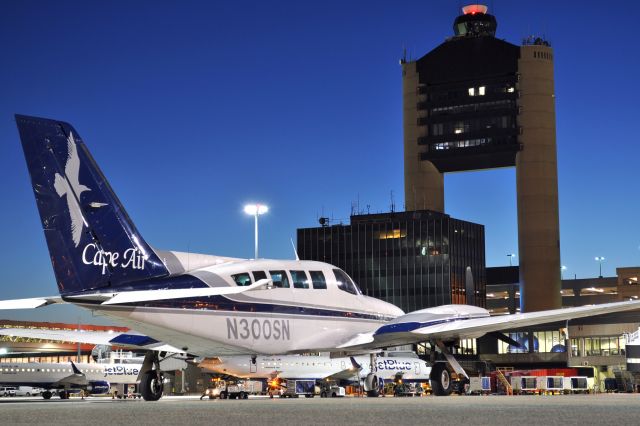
0 362 141 388
80 257 405 357
201 353 431 382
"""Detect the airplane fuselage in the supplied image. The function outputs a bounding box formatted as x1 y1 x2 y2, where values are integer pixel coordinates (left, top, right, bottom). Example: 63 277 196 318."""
202 353 431 382
75 258 405 357
0 362 141 388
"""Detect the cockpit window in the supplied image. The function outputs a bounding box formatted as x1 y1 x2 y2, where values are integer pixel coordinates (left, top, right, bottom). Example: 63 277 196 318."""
290 270 310 289
309 271 327 289
269 270 290 288
231 273 252 287
332 269 361 295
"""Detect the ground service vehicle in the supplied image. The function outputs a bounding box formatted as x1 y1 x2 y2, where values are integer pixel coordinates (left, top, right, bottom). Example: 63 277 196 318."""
282 380 316 398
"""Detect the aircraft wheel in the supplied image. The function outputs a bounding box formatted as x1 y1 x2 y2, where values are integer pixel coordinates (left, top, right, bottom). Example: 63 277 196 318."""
42 391 52 400
139 371 164 401
366 390 379 397
430 363 453 396
59 391 68 400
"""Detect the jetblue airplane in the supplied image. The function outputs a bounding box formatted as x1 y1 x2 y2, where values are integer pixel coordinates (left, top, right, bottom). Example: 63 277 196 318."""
2 115 640 401
0 360 141 399
199 352 431 384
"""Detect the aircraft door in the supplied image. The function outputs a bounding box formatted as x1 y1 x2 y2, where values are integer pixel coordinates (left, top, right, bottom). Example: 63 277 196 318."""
414 361 420 375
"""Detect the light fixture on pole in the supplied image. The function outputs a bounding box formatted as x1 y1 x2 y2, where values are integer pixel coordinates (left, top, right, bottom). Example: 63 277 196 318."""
595 256 605 278
507 253 516 266
244 204 268 259
561 265 567 280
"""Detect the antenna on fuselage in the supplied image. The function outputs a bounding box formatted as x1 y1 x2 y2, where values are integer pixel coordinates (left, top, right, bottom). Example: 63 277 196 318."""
290 238 300 261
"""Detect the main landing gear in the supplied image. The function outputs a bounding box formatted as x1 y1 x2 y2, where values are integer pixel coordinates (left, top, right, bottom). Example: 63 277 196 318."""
139 351 165 401
429 340 469 396
363 353 380 397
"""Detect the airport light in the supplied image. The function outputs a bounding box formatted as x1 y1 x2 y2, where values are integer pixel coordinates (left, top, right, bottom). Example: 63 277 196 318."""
507 253 516 266
561 265 567 279
595 256 605 278
244 203 268 259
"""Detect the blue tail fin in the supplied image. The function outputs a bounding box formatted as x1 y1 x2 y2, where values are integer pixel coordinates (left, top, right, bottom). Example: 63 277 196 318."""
15 114 169 295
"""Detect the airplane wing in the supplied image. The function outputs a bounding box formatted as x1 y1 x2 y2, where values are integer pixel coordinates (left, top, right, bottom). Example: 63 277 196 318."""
338 299 640 350
0 327 182 354
324 357 362 382
0 296 64 309
0 279 271 309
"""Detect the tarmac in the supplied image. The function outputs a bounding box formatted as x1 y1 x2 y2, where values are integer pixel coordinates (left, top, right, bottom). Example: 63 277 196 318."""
1 394 640 425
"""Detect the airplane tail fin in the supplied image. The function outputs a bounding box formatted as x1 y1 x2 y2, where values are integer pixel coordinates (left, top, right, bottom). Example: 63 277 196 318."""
15 115 169 295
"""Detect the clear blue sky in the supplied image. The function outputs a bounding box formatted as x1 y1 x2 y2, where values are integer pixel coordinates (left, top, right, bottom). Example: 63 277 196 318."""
0 1 638 323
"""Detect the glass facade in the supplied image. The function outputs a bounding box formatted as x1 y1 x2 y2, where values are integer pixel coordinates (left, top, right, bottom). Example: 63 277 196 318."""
297 210 485 313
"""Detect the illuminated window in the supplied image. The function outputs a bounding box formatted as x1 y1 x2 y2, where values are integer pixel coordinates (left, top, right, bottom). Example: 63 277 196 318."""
468 87 475 96
478 86 486 96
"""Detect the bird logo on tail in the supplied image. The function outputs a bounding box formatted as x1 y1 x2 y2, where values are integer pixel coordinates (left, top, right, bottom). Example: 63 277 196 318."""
53 132 90 247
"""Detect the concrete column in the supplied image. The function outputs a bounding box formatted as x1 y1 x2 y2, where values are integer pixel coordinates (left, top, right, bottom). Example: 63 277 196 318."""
402 62 444 212
516 45 561 311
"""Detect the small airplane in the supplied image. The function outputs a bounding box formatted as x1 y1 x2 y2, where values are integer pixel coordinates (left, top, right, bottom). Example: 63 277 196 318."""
198 352 431 387
0 360 141 399
2 114 640 401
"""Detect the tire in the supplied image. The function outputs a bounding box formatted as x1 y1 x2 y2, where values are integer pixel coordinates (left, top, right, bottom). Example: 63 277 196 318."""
331 392 337 398
366 390 379 397
220 391 227 400
430 363 453 396
320 391 327 398
42 391 52 400
139 371 164 401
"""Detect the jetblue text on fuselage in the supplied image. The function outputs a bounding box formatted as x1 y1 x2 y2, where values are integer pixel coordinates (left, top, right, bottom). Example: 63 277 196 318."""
103 365 140 378
376 359 412 371
81 243 146 275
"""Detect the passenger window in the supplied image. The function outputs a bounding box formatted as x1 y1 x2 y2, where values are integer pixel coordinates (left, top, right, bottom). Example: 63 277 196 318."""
269 270 290 288
309 271 327 289
290 270 310 289
333 269 361 295
231 272 252 286
252 271 267 282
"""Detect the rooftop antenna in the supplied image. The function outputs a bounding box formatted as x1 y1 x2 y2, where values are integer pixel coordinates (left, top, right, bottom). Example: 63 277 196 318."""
290 238 299 261
390 190 395 213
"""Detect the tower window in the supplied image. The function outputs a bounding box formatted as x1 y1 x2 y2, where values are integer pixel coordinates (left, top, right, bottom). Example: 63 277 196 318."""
468 87 475 97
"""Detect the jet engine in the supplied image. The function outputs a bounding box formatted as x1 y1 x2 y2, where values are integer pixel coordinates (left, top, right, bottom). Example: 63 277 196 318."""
363 373 380 397
87 381 110 394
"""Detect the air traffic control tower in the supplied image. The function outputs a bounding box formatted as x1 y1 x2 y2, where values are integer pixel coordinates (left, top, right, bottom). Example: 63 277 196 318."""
403 5 560 312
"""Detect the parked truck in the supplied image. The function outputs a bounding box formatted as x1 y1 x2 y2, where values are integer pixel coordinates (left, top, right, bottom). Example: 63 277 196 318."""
282 380 316 398
203 380 263 400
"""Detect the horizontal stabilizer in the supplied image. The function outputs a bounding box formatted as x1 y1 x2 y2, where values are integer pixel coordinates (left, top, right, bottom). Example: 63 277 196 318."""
0 296 64 310
0 327 182 353
101 278 272 305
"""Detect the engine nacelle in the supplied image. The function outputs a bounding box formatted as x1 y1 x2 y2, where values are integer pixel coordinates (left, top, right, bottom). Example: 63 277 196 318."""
363 373 379 392
87 381 110 394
